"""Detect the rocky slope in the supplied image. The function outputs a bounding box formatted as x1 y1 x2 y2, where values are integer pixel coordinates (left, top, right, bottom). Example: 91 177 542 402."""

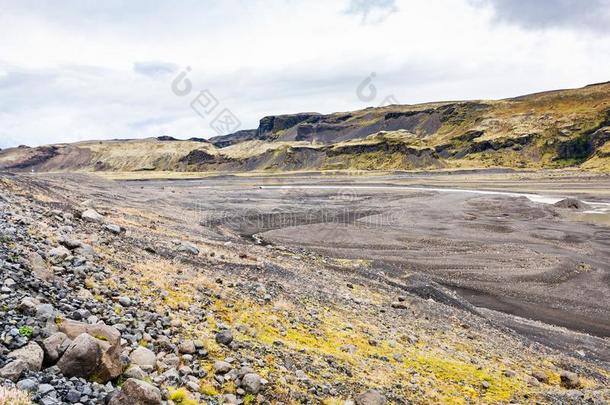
1 82 609 174
1 173 609 404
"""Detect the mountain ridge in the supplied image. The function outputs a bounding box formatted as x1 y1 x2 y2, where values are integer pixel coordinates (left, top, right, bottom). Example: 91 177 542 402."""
1 81 609 173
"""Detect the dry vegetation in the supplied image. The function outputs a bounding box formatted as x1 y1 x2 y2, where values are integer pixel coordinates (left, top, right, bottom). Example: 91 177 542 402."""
79 140 218 172
1 82 609 175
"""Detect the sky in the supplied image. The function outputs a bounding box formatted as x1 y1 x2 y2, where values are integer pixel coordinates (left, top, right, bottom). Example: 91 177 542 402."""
1 0 609 148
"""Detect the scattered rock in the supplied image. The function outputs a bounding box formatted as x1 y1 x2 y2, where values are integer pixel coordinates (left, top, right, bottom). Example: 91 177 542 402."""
391 302 409 309
186 380 200 392
216 329 233 346
177 241 199 255
241 373 262 394
340 344 357 354
130 346 157 369
8 341 44 371
37 383 55 397
81 209 104 223
178 340 196 354
355 390 387 405
109 378 162 405
16 378 39 393
118 296 132 307
224 394 239 404
0 359 28 382
560 371 580 389
36 303 55 321
48 246 71 264
74 243 96 258
104 224 123 234
528 376 540 387
65 388 82 403
503 369 516 378
57 319 122 382
18 296 40 315
41 332 70 364
295 370 309 382
214 360 232 374
28 251 53 281
124 365 148 380
60 239 83 250
57 333 103 379
3 277 17 288
532 370 549 384
159 353 180 369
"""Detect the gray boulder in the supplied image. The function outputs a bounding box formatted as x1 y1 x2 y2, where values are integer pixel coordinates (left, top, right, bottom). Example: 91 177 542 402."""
223 394 238 404
159 353 180 369
532 370 549 384
130 346 156 369
118 296 132 307
16 378 39 393
28 251 53 281
215 329 233 346
124 365 147 380
37 383 55 397
3 278 16 288
177 242 199 255
560 371 580 389
104 224 123 234
48 246 71 264
214 360 232 374
355 390 387 405
0 359 28 382
161 368 181 385
18 296 40 315
74 243 96 258
241 373 262 394
81 209 104 223
36 303 55 321
177 340 196 354
57 333 102 379
8 342 44 371
109 378 161 405
57 319 122 382
42 332 71 364
59 239 83 250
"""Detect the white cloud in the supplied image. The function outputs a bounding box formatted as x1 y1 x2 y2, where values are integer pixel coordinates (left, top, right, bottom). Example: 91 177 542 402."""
0 0 609 148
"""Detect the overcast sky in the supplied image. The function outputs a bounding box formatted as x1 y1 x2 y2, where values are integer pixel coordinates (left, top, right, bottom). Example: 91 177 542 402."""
1 0 609 148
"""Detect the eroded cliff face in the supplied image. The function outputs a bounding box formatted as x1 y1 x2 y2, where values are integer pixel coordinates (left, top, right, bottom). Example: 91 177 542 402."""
209 129 259 148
